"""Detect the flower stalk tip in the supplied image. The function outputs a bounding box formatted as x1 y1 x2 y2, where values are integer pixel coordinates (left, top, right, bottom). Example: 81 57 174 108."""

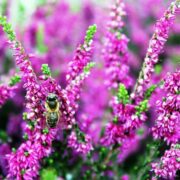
84 24 97 46
0 15 15 41
41 64 52 77
117 83 129 104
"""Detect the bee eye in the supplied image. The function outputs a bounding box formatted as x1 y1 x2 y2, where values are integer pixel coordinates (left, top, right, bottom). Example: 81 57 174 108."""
47 93 57 101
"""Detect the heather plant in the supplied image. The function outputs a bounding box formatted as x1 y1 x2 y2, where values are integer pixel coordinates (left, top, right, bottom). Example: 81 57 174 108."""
0 0 179 179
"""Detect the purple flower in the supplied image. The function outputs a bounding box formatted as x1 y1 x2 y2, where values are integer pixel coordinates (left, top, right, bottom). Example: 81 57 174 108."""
118 135 142 163
102 94 147 146
7 141 40 179
1 16 96 178
101 122 124 146
121 174 130 180
68 131 93 154
164 70 180 94
103 0 132 90
0 144 11 175
151 143 180 179
7 114 22 137
0 85 16 107
66 45 92 83
131 1 179 102
152 70 180 144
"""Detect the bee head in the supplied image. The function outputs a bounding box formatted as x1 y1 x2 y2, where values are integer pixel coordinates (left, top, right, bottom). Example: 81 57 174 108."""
47 93 57 102
46 93 59 109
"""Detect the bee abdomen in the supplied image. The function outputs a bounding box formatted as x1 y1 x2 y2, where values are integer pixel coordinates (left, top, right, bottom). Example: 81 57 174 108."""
46 112 59 128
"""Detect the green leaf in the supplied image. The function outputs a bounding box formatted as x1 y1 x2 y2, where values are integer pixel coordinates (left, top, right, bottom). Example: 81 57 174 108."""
144 85 157 99
42 128 49 134
83 62 95 74
23 112 28 120
41 64 51 76
0 130 9 142
23 133 28 140
113 116 118 124
75 125 85 143
12 147 16 153
9 74 21 86
117 83 129 104
0 16 16 41
135 100 148 116
84 24 97 45
41 168 57 180
154 64 162 75
21 169 26 175
137 128 144 135
174 144 180 149
0 0 8 15
24 151 29 157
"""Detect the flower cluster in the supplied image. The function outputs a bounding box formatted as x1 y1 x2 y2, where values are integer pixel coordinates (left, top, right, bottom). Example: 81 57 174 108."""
66 24 96 83
0 84 15 107
0 74 20 107
131 0 179 102
151 70 180 178
3 26 59 178
68 131 93 154
0 0 179 179
102 0 132 89
0 15 96 179
152 70 180 144
152 144 180 179
101 84 147 146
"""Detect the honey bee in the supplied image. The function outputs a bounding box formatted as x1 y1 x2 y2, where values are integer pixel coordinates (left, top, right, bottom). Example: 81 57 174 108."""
45 93 60 128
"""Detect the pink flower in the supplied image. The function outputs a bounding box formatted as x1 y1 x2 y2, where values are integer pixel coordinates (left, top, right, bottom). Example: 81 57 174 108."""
121 174 130 180
152 70 180 144
2 18 96 178
66 45 92 83
68 131 93 154
103 0 132 90
0 85 16 107
152 144 180 179
132 1 179 102
7 141 40 179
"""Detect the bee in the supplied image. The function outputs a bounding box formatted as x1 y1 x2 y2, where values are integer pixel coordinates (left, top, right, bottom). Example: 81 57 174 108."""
45 93 60 128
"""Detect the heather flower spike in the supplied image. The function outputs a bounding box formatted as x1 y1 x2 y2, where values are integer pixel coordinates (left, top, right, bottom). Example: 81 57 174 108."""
83 62 96 74
152 144 180 179
68 129 93 154
131 0 179 102
0 14 96 178
84 24 97 46
66 24 97 83
103 0 132 89
0 0 179 179
151 70 180 178
152 70 180 144
0 16 15 41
